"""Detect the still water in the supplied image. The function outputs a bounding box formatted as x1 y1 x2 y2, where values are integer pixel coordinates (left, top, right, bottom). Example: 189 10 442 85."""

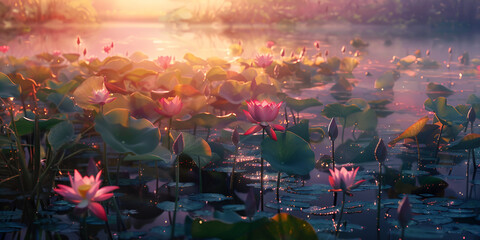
2 22 480 239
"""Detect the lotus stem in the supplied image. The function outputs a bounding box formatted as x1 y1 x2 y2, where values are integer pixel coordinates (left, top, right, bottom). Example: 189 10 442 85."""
206 127 211 142
276 171 281 214
229 147 238 193
198 156 202 193
435 124 444 158
290 108 297 125
335 191 346 236
342 118 347 144
377 162 382 239
467 151 470 199
415 136 420 163
105 221 114 240
331 140 335 169
171 155 180 239
472 122 474 134
80 215 88 240
260 128 265 211
401 227 405 240
284 105 289 128
473 148 477 170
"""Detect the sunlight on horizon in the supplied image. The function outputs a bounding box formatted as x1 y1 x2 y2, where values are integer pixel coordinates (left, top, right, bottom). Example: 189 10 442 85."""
93 0 225 21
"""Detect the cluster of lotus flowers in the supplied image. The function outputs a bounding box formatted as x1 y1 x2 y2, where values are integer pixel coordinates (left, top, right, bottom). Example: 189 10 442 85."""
51 52 412 229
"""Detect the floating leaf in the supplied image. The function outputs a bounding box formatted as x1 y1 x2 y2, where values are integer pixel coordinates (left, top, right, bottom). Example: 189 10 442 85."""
340 57 359 73
228 43 243 57
124 144 173 163
321 103 362 119
218 80 251 104
47 93 82 113
285 97 323 113
206 66 228 82
261 131 315 175
47 121 75 151
0 72 19 98
62 53 80 63
388 116 429 146
446 133 480 150
184 53 207 66
426 83 454 98
94 108 160 154
374 70 400 90
424 97 463 125
190 213 316 240
122 68 157 82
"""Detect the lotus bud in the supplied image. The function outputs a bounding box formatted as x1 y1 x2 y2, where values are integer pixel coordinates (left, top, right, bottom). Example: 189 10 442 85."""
173 133 184 155
280 48 285 57
397 195 412 228
273 64 280 78
314 41 320 50
374 138 387 163
245 188 257 218
468 107 476 123
448 47 452 54
87 157 98 176
341 46 346 53
328 118 338 141
76 36 81 45
232 127 239 147
426 49 430 56
324 50 329 57
83 48 87 57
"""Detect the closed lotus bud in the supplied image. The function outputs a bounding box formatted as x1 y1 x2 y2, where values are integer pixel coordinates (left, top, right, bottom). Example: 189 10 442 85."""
448 47 452 54
328 118 338 141
232 127 239 146
397 195 412 228
76 36 81 45
245 188 257 218
341 46 346 53
83 48 87 57
374 138 387 163
426 49 430 56
280 48 285 57
324 50 329 57
314 41 320 50
87 157 99 176
273 65 280 78
173 133 184 155
468 107 476 123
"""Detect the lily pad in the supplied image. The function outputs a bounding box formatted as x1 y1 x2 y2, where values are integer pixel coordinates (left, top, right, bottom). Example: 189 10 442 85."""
94 108 160 154
261 131 315 176
0 72 19 98
388 116 429 146
47 121 75 151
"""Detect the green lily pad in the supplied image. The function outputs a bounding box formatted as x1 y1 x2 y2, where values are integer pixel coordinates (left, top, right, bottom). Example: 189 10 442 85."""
47 121 75 151
0 72 19 98
424 97 463 125
218 80 251 104
285 97 323 113
261 131 315 176
321 103 362 119
374 70 400 90
191 213 316 240
12 114 63 136
122 68 157 82
47 93 82 113
94 108 160 154
447 133 480 150
426 83 454 98
206 66 228 81
123 144 173 164
184 53 208 66
287 120 310 142
340 57 359 73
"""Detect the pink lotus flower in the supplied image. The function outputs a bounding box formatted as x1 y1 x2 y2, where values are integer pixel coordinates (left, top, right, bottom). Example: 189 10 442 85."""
103 45 112 54
243 99 285 141
52 50 61 57
54 170 118 221
328 167 365 195
254 54 273 68
266 41 275 48
0 45 9 54
155 56 174 70
88 85 116 105
155 96 183 118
